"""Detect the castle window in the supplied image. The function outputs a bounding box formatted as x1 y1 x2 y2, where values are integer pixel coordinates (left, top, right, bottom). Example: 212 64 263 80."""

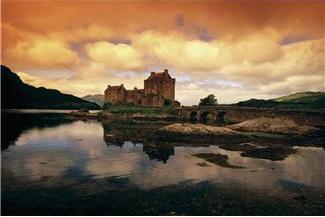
138 99 142 105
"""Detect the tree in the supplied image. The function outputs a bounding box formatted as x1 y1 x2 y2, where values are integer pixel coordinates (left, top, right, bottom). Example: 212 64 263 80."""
199 94 218 106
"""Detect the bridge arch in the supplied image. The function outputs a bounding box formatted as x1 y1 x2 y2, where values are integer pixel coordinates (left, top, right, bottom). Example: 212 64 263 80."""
216 111 226 123
199 111 210 122
189 111 198 122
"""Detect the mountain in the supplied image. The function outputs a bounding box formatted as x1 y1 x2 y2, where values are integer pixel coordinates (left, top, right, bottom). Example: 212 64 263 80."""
237 92 325 111
82 94 105 107
1 65 100 110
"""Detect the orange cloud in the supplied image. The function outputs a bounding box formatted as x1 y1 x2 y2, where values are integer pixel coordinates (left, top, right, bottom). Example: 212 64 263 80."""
8 36 79 69
85 41 143 70
1 1 324 104
3 1 324 38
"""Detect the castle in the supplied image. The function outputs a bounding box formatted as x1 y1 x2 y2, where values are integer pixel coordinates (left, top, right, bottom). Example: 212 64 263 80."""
104 69 176 107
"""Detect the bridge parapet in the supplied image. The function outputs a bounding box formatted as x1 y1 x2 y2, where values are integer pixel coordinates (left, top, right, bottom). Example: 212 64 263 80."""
178 106 325 126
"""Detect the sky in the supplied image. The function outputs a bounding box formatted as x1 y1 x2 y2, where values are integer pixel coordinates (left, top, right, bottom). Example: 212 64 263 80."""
2 0 325 105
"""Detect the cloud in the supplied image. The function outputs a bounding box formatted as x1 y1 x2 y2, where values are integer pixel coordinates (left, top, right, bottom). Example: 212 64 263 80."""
221 37 325 84
134 31 221 71
222 33 283 64
14 35 325 104
132 31 284 72
2 1 324 104
17 61 146 97
17 71 71 91
3 1 324 39
8 36 79 69
49 25 112 43
84 41 143 70
176 82 278 105
260 75 325 95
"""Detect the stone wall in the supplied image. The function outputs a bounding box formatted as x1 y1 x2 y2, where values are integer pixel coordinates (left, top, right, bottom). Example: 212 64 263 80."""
125 89 145 106
179 106 325 126
104 85 126 105
145 94 164 107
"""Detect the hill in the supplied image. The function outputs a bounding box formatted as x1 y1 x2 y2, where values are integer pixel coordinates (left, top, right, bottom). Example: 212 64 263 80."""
82 94 105 107
1 65 100 110
237 92 325 111
273 92 325 103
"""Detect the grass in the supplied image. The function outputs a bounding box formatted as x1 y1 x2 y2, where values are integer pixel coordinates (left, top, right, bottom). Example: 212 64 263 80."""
103 105 178 115
274 92 324 103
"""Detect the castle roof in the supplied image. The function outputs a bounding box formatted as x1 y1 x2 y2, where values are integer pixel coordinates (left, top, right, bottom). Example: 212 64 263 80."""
126 89 144 93
107 84 125 91
146 69 172 82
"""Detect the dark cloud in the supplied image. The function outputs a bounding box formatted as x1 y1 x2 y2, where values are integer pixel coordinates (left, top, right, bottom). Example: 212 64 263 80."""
175 15 185 28
280 35 313 45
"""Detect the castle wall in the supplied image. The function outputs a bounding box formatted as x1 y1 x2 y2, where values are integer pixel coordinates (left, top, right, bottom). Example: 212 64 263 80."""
145 94 164 107
104 85 126 105
125 89 146 106
104 70 176 107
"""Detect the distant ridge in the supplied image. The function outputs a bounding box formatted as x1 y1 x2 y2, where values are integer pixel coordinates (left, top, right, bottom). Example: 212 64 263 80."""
236 92 325 111
82 94 105 107
1 65 100 110
273 91 324 103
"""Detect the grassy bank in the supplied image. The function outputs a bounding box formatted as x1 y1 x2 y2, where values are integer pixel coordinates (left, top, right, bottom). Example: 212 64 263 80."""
102 105 178 115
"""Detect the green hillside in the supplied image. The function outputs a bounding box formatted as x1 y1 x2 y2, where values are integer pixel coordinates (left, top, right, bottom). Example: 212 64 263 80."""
274 92 325 103
1 65 100 110
237 92 325 111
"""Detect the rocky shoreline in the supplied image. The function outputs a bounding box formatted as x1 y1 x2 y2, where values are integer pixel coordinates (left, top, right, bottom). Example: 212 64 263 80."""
70 110 179 121
157 118 319 136
154 118 321 140
70 110 324 147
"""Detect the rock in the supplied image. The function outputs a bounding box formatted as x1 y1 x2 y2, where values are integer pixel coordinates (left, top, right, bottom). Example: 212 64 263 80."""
240 146 297 161
158 123 239 135
293 194 307 201
154 123 246 143
219 142 258 152
196 162 211 167
227 118 317 135
70 110 99 120
192 153 245 169
78 108 90 113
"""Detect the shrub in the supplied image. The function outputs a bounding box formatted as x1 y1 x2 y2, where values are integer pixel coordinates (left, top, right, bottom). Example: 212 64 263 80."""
199 94 218 106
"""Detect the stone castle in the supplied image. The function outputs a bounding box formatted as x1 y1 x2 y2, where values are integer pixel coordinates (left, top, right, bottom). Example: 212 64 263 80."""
104 69 176 107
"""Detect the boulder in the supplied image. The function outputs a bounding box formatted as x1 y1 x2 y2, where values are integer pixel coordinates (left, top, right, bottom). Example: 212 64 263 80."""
157 123 239 136
240 146 297 161
193 153 244 169
227 118 317 135
154 123 246 143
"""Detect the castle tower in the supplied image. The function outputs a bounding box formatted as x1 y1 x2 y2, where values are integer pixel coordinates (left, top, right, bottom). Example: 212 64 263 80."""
144 69 175 103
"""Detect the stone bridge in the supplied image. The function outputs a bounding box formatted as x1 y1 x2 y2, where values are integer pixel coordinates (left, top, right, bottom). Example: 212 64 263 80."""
178 106 325 126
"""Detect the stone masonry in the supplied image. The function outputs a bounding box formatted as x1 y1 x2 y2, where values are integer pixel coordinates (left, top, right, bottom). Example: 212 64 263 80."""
104 69 176 107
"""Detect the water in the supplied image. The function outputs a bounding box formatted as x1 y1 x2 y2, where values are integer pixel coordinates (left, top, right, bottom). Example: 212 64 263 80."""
2 111 325 215
1 109 100 114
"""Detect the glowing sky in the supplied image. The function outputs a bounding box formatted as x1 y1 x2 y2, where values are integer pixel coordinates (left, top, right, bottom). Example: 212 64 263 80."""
2 1 325 105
